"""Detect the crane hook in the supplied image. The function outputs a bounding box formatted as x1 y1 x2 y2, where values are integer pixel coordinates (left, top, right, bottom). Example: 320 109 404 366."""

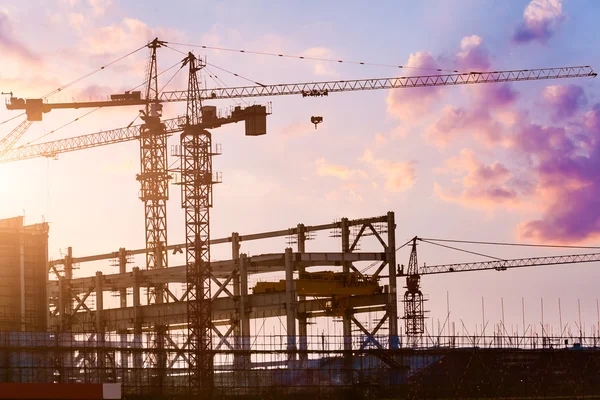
311 116 323 129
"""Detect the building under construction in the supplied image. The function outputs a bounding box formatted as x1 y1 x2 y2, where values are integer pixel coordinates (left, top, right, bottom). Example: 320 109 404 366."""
1 212 600 399
1 38 599 400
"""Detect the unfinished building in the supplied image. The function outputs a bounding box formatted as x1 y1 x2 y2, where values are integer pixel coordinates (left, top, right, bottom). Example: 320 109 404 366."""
0 216 48 332
1 213 600 399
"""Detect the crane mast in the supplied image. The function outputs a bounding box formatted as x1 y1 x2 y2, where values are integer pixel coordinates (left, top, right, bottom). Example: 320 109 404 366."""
181 52 215 395
137 39 170 307
403 237 425 346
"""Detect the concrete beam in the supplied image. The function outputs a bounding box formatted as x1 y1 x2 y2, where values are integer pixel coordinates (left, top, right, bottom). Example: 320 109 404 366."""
47 252 386 296
50 292 389 333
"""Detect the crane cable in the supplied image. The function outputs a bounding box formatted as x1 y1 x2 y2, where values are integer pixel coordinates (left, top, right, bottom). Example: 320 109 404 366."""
0 113 26 127
420 237 600 250
418 238 505 261
167 42 463 74
164 44 267 88
360 237 416 275
20 60 185 147
43 44 148 99
24 108 102 146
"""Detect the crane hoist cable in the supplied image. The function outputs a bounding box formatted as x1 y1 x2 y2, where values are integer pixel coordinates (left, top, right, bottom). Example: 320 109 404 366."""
205 62 266 87
203 66 249 107
167 42 464 74
0 112 26 126
25 107 103 146
43 44 148 99
21 60 187 147
419 237 600 250
418 238 505 261
128 59 184 93
164 44 255 106
360 237 416 274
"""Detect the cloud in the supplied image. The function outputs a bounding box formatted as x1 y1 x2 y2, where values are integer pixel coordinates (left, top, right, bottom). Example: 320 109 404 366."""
315 158 367 180
434 148 527 209
543 85 587 121
513 0 564 44
302 47 338 77
68 13 85 33
455 35 491 72
0 12 40 64
325 183 365 203
504 103 600 243
89 0 111 16
425 105 504 148
84 18 177 55
361 150 417 192
386 51 443 121
423 36 518 148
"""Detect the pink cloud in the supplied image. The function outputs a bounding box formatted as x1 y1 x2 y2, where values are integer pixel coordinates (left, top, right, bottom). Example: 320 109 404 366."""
361 150 417 192
543 85 587 121
513 0 564 44
455 35 491 72
425 105 508 148
0 12 40 64
315 158 367 181
511 104 600 243
424 36 518 148
386 51 443 120
435 149 527 209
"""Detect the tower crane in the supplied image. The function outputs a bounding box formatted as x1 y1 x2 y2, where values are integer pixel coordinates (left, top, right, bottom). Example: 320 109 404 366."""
399 237 600 346
0 118 32 157
0 38 596 396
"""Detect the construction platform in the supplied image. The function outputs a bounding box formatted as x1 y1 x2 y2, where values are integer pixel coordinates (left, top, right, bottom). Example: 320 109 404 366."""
2 212 600 399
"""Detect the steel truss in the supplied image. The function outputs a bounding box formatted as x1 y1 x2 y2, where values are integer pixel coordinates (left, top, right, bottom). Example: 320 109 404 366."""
181 52 216 395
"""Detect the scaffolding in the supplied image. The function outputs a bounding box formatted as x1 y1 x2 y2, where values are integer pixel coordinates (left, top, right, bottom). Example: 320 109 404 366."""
2 212 600 399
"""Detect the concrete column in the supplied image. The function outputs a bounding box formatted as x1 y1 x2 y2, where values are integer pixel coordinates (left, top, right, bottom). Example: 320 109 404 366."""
43 227 49 331
117 248 129 378
387 211 399 349
296 224 308 366
231 232 243 369
132 267 143 375
341 218 353 353
284 248 296 364
95 271 104 333
118 248 128 308
58 277 66 331
95 271 107 381
18 225 25 331
239 253 250 383
64 247 73 318
341 218 353 383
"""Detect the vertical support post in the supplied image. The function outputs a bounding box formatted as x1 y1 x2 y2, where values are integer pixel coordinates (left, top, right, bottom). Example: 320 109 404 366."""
18 222 25 331
118 248 128 308
387 211 399 349
58 277 66 331
117 248 129 380
231 232 243 370
296 224 308 366
95 271 104 333
341 218 353 383
132 267 143 380
43 226 49 331
284 247 296 365
95 271 108 381
239 253 250 385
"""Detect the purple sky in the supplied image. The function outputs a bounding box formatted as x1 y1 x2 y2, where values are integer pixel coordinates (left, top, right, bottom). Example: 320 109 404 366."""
2 0 600 337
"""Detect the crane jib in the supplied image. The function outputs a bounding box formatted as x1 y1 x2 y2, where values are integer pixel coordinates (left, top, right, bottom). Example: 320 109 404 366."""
4 66 596 115
421 252 600 275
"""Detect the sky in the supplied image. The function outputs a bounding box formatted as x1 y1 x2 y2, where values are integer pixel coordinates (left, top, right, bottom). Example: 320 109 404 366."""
2 0 600 339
